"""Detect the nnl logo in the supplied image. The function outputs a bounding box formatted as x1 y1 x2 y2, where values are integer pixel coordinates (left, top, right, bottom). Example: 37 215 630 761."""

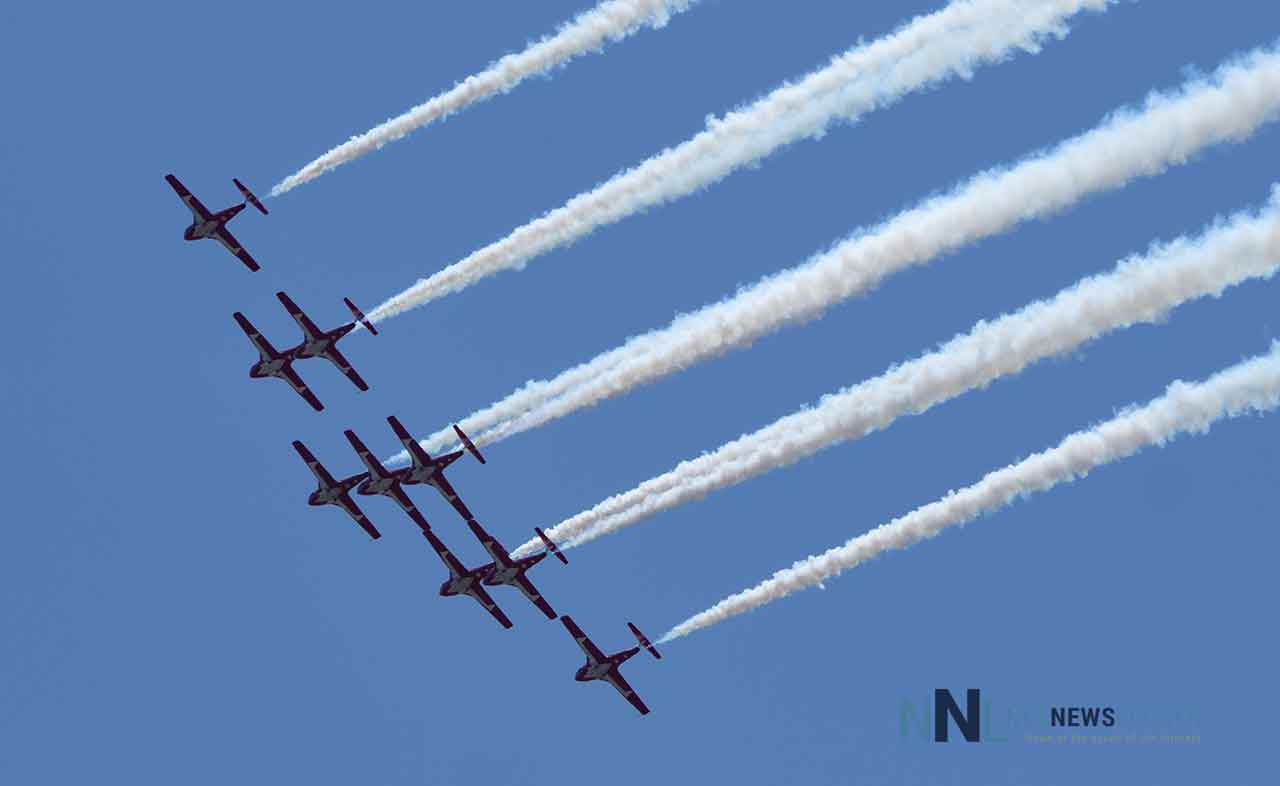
935 689 981 742
899 690 1013 742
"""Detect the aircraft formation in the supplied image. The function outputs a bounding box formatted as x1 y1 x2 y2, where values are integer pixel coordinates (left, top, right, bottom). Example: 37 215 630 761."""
166 175 662 716
155 1 1280 731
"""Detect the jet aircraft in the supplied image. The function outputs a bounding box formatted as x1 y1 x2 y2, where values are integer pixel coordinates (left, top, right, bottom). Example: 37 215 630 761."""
384 416 485 522
465 520 566 619
560 616 661 715
420 527 514 629
292 440 378 539
233 291 378 411
344 429 432 531
165 174 267 271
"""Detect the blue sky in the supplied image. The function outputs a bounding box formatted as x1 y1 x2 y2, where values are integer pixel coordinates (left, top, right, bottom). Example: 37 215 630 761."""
2 1 1277 782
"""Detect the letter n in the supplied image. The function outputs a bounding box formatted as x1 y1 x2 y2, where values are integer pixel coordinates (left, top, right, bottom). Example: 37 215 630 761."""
935 688 981 742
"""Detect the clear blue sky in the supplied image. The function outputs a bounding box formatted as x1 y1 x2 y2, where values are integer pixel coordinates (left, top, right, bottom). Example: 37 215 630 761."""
3 1 1277 782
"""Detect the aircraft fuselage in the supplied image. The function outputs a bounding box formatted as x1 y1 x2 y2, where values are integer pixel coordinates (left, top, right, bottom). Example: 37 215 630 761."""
294 324 353 360
576 650 636 682
404 463 443 486
484 563 521 585
482 552 544 587
184 204 242 241
357 470 403 498
295 335 334 359
249 355 290 379
311 481 363 512
578 647 637 686
440 573 479 597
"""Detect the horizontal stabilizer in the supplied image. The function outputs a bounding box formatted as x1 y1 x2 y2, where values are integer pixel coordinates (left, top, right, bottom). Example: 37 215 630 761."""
535 527 567 564
453 424 486 464
628 622 661 660
233 178 268 215
344 297 378 335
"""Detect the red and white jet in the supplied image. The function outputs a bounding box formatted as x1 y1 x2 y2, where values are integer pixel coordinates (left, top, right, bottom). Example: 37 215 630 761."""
420 527 514 629
233 291 378 411
560 616 661 715
385 416 485 523
465 520 567 619
165 174 267 271
292 440 379 540
343 429 432 531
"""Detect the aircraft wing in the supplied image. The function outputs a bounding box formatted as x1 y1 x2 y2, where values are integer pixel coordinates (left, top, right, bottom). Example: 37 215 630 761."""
233 312 280 361
335 493 381 540
513 574 556 620
213 225 261 272
281 365 324 412
431 472 475 523
344 430 386 477
320 345 368 392
276 291 325 341
387 415 437 468
560 616 607 663
464 518 509 565
389 486 431 532
165 174 211 220
604 670 650 715
467 583 514 629
292 440 338 486
421 528 469 579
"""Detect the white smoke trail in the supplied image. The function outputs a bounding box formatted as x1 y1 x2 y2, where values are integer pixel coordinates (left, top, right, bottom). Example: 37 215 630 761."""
405 44 1280 466
512 192 1280 557
662 343 1280 641
272 0 698 195
368 0 1113 318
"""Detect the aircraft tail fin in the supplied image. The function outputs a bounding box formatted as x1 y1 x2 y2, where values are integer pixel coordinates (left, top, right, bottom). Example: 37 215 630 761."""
535 527 567 564
628 622 661 660
344 298 378 335
453 424 486 464
233 178 268 215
